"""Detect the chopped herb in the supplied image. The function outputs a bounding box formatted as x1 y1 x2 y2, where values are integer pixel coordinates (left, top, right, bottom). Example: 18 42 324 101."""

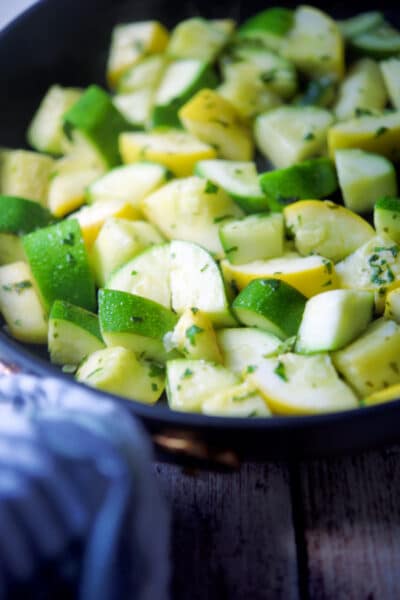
130 315 144 323
276 336 296 354
200 264 209 272
65 252 76 265
325 201 340 210
389 362 399 375
234 168 243 176
322 279 332 287
248 411 258 417
133 39 144 52
205 180 219 194
15 280 32 292
182 368 193 379
231 279 240 296
213 118 229 128
274 360 288 382
185 324 204 346
14 319 22 326
232 391 257 403
374 245 399 258
86 367 103 378
375 126 388 137
2 280 32 294
151 383 159 392
246 365 257 374
131 270 138 276
260 69 277 84
148 363 165 378
355 107 373 117
303 132 315 141
62 232 75 245
225 246 238 254
322 259 333 274
191 307 199 314
213 214 234 223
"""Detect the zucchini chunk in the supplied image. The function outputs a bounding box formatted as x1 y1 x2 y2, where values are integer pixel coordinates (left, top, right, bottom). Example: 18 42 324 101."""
90 219 163 288
255 106 334 169
219 213 284 265
296 289 374 353
107 21 169 88
169 240 236 327
333 319 400 396
216 327 281 375
0 261 48 344
63 85 132 169
77 346 165 404
99 288 178 363
27 85 82 155
166 359 238 413
179 89 254 161
106 243 171 308
374 197 400 243
335 149 397 213
49 300 104 365
232 278 307 339
23 219 96 312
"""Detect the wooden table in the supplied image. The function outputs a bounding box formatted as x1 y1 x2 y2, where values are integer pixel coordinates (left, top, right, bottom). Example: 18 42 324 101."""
155 447 400 599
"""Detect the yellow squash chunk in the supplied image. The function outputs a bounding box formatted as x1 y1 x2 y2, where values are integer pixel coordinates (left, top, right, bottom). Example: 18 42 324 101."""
119 130 216 177
107 21 169 88
284 200 375 262
221 252 337 298
69 199 138 247
328 112 400 161
333 319 400 397
247 353 358 415
284 6 345 81
48 157 104 217
179 89 254 161
202 380 271 417
0 261 48 344
364 383 400 406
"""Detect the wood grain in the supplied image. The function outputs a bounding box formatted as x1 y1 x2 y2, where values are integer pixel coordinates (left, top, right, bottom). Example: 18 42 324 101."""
155 462 299 600
299 446 400 599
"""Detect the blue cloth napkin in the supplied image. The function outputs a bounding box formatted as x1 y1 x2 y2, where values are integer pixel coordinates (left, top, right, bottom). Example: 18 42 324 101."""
0 374 170 600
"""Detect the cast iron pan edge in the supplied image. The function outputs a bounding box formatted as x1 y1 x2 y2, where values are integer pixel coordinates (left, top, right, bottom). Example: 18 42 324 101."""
0 0 399 464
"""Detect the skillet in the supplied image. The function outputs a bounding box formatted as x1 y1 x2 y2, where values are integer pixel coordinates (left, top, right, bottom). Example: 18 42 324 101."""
0 0 399 466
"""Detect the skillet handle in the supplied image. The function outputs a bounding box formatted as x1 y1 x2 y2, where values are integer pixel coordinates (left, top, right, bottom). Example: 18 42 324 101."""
0 358 240 471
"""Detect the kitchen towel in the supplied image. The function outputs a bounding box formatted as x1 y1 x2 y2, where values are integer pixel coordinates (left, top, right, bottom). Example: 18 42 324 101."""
0 374 170 600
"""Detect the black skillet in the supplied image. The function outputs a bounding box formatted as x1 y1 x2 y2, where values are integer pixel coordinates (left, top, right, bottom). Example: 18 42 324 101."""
0 0 399 466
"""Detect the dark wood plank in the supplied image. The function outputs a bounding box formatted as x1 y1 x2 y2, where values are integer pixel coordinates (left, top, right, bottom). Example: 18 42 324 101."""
155 461 299 600
299 447 400 599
